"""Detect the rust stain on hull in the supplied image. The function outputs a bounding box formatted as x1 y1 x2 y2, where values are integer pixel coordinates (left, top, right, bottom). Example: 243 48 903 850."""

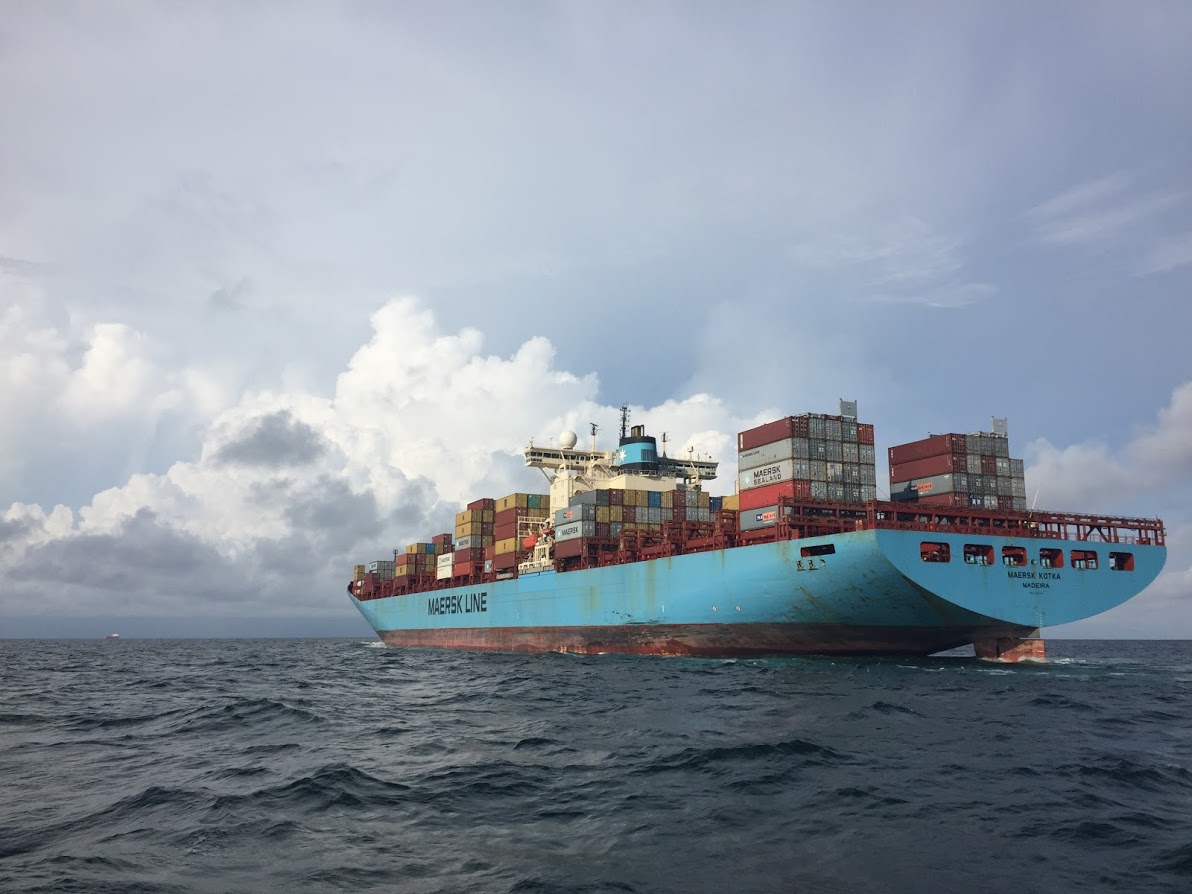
377 623 1017 657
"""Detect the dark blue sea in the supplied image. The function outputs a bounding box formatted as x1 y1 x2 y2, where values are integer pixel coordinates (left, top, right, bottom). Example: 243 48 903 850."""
2 639 1191 893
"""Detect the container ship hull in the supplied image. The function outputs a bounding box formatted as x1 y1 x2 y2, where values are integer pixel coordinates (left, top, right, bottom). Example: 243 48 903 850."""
351 528 1166 657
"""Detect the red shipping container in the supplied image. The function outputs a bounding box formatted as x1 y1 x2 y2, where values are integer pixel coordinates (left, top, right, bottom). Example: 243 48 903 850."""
889 454 964 481
981 455 998 476
738 479 811 511
494 522 518 541
483 546 495 560
609 489 624 506
554 538 584 559
452 547 484 562
888 434 965 466
493 552 518 571
918 493 968 507
857 423 875 445
494 507 531 527
467 498 495 511
738 418 798 452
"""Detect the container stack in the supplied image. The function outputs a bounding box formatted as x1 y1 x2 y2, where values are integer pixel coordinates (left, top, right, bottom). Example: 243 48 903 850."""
553 486 715 560
353 564 366 583
455 498 495 577
491 492 551 573
736 403 878 528
889 422 1027 511
367 559 396 581
394 542 440 587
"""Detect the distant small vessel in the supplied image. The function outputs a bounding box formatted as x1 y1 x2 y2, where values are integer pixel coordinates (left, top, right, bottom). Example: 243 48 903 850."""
103 633 120 640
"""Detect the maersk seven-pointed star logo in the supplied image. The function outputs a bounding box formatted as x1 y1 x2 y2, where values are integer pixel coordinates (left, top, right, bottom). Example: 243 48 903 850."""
616 448 627 463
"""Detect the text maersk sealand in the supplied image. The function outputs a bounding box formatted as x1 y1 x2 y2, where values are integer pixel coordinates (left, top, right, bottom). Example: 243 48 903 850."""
349 407 1166 663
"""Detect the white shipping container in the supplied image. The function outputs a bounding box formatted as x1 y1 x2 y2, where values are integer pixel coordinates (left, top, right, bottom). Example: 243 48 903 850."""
739 458 795 490
435 564 452 580
556 520 596 542
436 553 454 569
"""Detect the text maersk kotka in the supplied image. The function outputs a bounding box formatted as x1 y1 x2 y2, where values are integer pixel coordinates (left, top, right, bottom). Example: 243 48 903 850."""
428 592 488 615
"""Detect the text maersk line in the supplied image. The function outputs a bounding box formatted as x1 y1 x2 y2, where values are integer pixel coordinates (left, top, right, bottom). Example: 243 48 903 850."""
428 591 488 615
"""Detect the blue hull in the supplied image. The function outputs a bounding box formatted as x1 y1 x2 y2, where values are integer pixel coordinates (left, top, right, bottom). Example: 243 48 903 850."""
350 529 1165 656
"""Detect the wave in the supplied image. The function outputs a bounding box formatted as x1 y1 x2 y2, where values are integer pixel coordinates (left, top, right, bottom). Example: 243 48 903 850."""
639 738 850 775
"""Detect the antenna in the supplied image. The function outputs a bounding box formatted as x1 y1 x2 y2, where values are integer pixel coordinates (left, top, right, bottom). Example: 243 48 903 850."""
589 422 599 452
661 432 668 457
619 405 630 440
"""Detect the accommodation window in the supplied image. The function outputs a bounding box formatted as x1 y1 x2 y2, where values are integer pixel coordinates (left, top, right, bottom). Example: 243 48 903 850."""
964 544 994 566
920 542 951 563
1001 546 1028 567
801 543 836 558
1109 552 1134 571
1071 549 1098 570
1039 548 1064 568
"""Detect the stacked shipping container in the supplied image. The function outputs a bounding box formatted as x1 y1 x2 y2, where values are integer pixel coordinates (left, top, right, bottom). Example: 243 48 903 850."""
552 486 717 560
888 432 1028 511
736 410 878 530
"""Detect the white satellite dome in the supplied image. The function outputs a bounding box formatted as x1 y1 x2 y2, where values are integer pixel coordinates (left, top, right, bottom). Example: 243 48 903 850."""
559 430 578 449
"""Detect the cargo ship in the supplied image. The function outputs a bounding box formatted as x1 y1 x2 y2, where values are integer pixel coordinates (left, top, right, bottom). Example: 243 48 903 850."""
348 404 1166 662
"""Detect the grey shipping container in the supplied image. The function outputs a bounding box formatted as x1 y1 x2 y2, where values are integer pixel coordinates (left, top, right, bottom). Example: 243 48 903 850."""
996 478 1012 497
825 441 843 461
862 465 877 486
826 461 844 482
809 460 827 482
842 442 859 463
966 454 982 474
889 472 961 497
1011 478 1027 498
556 504 597 524
859 444 876 465
740 505 791 531
738 438 804 471
1010 458 1024 476
995 457 1010 476
810 480 828 500
826 419 842 441
861 484 878 501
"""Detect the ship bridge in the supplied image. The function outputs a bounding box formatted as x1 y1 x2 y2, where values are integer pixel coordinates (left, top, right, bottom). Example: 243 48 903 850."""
523 445 717 482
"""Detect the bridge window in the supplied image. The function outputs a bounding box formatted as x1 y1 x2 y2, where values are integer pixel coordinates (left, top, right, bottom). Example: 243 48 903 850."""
1039 548 1064 569
1071 549 1099 570
963 544 994 566
1109 551 1134 571
920 542 951 563
1001 546 1028 567
801 543 836 558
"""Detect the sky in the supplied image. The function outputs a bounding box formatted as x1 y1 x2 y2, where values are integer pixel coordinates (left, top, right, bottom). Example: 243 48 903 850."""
1 1 1190 639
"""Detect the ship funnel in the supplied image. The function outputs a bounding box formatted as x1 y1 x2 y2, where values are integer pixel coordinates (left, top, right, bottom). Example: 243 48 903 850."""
616 425 660 473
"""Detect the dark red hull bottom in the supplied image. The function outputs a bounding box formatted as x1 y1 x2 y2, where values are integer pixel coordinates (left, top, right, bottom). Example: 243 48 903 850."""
377 622 1029 657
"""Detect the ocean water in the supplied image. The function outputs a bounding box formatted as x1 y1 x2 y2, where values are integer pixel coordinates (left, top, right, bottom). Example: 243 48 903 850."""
2 639 1191 893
